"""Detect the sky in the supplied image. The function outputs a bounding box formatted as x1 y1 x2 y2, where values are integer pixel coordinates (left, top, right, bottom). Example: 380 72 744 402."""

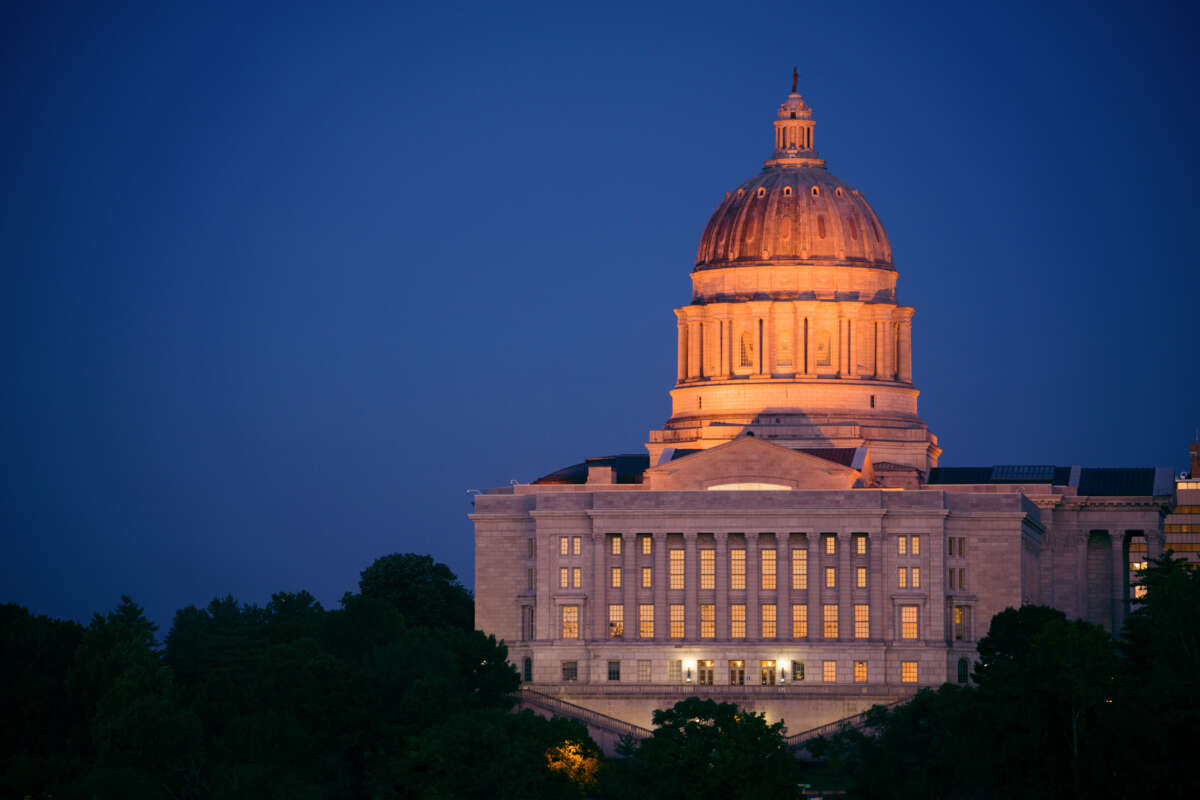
3 0 1198 632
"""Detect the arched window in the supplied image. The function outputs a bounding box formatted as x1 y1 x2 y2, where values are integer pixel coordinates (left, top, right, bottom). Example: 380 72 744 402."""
524 657 533 682
757 186 766 198
739 331 754 368
783 186 792 197
957 658 969 684
811 186 820 197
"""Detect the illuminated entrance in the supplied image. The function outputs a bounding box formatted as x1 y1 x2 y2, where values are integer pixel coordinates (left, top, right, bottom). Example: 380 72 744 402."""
729 659 745 686
760 659 776 685
697 660 714 686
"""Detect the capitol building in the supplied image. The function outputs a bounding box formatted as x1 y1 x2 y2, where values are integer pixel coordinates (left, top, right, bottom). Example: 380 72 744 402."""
470 83 1181 739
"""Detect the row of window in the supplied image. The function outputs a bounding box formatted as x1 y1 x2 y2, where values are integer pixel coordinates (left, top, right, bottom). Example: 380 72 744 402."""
596 533 909 558
561 658 920 685
571 559 952 592
588 603 916 641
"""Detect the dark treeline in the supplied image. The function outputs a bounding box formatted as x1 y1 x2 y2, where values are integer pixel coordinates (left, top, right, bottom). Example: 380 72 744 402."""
3 553 1198 799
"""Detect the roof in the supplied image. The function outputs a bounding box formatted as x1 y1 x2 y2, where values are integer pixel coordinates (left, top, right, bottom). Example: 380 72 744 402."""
927 465 1162 496
532 455 650 485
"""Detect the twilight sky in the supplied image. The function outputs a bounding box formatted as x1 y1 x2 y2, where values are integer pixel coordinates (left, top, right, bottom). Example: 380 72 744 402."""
3 0 1198 631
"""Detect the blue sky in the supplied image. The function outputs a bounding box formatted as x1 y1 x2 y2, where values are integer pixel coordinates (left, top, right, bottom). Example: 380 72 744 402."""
3 0 1197 630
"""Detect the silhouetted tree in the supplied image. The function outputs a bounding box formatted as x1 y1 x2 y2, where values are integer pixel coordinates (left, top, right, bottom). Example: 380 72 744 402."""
356 552 474 630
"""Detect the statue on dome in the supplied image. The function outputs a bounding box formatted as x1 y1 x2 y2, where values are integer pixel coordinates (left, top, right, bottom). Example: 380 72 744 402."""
792 66 798 93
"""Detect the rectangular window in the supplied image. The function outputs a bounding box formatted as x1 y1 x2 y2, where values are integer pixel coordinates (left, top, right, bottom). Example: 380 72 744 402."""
824 534 836 555
954 606 969 640
911 567 920 588
522 606 535 640
572 536 581 556
901 660 918 683
700 604 715 638
898 567 907 588
901 605 918 640
528 538 535 558
792 548 808 590
823 604 838 639
948 537 955 557
856 566 867 588
560 536 569 556
959 538 965 557
911 536 919 555
638 659 651 682
608 604 624 638
562 660 578 682
761 603 776 638
670 549 685 590
611 535 621 556
730 549 746 590
639 604 654 638
729 659 745 686
641 534 652 555
822 660 836 683
760 659 776 685
561 606 579 639
948 567 956 590
898 536 906 555
642 566 652 588
793 604 808 638
611 566 621 588
698 660 714 685
761 549 776 590
607 660 621 681
670 604 684 638
825 566 836 588
559 567 569 588
855 534 867 555
854 604 869 639
572 567 581 588
527 567 535 591
700 549 715 589
523 657 533 682
731 604 746 638
791 660 805 681
854 660 867 683
668 659 683 682
957 568 965 590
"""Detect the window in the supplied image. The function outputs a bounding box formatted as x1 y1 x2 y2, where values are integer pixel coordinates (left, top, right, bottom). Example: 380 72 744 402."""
824 534 836 555
739 332 754 368
948 567 955 590
792 548 808 589
900 605 918 639
572 536 581 556
611 567 621 588
761 549 776 590
760 659 776 685
638 660 651 682
957 658 969 684
954 606 969 641
700 550 715 589
823 604 838 639
854 604 869 639
698 659 714 685
822 660 836 683
608 604 624 638
700 604 715 638
670 549 684 590
825 566 836 588
523 657 532 682
561 606 579 639
561 660 578 682
572 567 581 588
641 534 652 555
642 566 652 588
898 536 906 555
856 566 867 588
729 659 745 686
639 604 654 638
560 537 569 556
608 660 621 681
855 534 866 555
898 567 907 588
730 549 746 590
560 567 569 588
527 567 534 591
854 660 867 683
522 606 535 640
911 536 919 555
793 604 808 638
956 568 965 590
901 661 918 683
611 535 621 555
731 604 746 638
911 567 920 588
670 604 684 638
761 604 776 638
528 538 535 558
791 660 805 681
668 659 683 682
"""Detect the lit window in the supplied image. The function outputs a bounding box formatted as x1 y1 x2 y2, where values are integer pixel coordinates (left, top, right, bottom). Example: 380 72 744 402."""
954 606 969 641
900 605 918 639
731 550 746 590
608 604 623 638
608 660 621 681
700 604 715 638
855 534 866 555
901 661 917 683
824 534 836 555
823 604 838 639
729 659 745 686
911 567 920 588
700 550 715 589
822 660 836 682
791 660 805 681
698 660 714 685
825 566 836 588
792 548 807 589
793 603 808 638
561 606 579 639
898 567 907 588
560 536 569 556
854 604 869 639
560 567 569 588
854 660 867 683
638 660 651 682
611 535 621 556
669 604 684 638
572 567 580 588
731 604 746 638
572 536 581 556
642 566 652 588
856 566 867 588
898 537 906 556
611 567 621 588
911 536 919 555
639 604 654 638
668 659 683 682
670 549 685 590
1134 585 1148 599
641 535 652 555
562 660 578 681
761 549 776 590
761 604 776 638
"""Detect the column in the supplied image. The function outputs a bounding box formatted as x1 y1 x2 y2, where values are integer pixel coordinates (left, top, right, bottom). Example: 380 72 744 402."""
676 314 687 384
1111 531 1127 634
806 533 820 641
623 533 636 641
684 532 699 639
778 534 791 642
592 533 607 641
716 532 729 640
874 318 883 380
724 315 735 378
847 316 856 377
869 531 884 639
791 305 801 378
899 320 913 383
747 532 760 638
763 308 775 375
654 532 668 640
838 532 851 641
687 319 701 380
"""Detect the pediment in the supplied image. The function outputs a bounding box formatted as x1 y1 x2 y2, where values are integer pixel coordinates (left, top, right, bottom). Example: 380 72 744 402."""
643 435 870 491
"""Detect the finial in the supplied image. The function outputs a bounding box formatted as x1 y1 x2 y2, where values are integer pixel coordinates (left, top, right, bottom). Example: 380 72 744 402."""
792 66 798 94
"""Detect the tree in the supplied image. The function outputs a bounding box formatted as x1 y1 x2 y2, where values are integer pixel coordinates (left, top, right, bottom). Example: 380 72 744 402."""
356 553 474 631
973 604 1067 684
